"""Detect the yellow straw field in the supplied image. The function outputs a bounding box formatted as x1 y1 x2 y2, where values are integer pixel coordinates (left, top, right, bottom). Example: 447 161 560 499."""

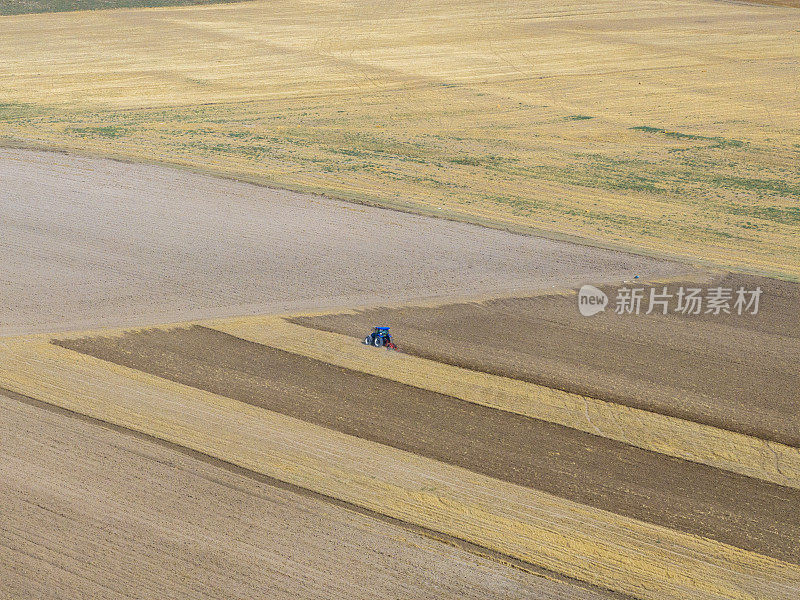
0 0 798 277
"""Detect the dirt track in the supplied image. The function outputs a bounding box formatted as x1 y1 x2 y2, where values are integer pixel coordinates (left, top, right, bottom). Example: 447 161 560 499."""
295 273 800 447
57 326 800 565
0 149 694 336
1 391 613 600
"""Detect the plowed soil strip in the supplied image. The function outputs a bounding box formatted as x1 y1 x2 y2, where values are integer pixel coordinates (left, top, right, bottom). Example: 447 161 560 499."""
5 338 799 600
210 316 800 490
56 326 800 565
292 273 800 447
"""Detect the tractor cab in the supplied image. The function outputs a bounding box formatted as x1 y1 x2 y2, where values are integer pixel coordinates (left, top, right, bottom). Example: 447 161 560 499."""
364 326 396 349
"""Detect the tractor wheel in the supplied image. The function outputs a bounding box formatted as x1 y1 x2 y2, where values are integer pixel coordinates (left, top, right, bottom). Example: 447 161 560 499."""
364 335 373 345
373 336 384 347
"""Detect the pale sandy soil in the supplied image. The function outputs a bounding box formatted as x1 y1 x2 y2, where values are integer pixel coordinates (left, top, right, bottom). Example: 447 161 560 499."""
0 149 695 336
0 392 615 600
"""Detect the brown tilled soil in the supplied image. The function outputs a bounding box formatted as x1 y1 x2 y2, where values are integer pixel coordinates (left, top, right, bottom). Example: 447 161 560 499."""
1 391 610 600
293 273 800 447
57 326 800 564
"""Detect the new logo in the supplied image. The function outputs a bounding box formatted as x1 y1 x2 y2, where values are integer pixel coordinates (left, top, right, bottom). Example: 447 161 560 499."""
578 285 608 316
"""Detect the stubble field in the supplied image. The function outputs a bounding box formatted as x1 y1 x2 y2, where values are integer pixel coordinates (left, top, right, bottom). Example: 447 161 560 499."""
0 0 243 15
0 0 798 277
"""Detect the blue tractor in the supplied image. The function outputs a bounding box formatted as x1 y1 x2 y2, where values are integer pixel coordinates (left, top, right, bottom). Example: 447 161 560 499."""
364 326 396 349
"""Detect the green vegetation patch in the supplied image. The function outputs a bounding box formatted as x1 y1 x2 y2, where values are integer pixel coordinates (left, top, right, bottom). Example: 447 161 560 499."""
450 155 504 167
631 125 744 148
0 102 43 121
725 204 800 225
69 125 130 138
0 0 245 16
486 195 545 217
711 174 800 198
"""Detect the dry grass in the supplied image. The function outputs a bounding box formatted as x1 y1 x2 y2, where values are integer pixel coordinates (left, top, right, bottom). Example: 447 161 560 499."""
0 0 244 16
2 334 799 600
0 0 798 277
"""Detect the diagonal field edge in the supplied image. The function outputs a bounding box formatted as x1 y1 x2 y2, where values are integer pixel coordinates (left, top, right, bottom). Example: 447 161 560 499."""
0 386 620 600
51 323 800 564
0 338 798 600
206 316 800 490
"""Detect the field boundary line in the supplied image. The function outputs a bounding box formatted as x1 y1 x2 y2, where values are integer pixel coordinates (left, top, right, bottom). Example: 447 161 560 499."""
0 385 623 598
207 316 800 490
0 338 798 600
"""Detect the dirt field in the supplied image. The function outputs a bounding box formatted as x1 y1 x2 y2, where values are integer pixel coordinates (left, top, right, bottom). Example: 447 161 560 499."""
55 325 800 565
0 148 691 336
295 273 800 447
1 391 612 600
0 0 797 277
